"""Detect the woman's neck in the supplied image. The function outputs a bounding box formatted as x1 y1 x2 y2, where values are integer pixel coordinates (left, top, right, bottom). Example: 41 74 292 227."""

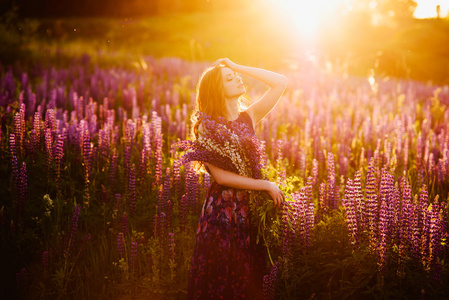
225 98 240 121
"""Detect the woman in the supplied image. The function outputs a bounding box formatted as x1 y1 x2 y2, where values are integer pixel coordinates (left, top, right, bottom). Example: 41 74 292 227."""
186 58 288 299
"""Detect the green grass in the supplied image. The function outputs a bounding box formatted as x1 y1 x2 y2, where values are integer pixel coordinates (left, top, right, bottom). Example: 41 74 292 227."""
3 8 449 83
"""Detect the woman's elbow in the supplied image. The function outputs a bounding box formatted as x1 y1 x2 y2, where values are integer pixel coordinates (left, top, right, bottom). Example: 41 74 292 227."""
281 75 288 89
275 75 288 90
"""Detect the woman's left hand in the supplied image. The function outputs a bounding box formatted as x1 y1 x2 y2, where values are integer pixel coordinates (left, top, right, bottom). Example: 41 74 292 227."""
213 58 239 70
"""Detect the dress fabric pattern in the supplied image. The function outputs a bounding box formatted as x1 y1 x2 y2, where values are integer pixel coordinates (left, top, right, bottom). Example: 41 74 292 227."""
186 112 266 300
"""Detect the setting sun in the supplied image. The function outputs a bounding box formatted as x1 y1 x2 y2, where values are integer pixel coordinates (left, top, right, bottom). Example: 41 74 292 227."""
414 0 449 18
267 0 347 38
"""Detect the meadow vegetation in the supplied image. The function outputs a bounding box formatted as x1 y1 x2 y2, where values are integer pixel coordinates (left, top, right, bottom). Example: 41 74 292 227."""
1 5 449 300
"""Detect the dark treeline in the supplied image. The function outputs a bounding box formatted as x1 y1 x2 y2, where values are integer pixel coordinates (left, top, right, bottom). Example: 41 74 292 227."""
3 0 254 18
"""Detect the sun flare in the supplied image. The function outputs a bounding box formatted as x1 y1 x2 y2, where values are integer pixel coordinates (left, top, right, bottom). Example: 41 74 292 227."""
413 0 449 18
267 0 348 38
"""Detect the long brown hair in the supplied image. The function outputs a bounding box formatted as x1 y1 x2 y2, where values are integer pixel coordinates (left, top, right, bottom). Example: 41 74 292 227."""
191 64 245 140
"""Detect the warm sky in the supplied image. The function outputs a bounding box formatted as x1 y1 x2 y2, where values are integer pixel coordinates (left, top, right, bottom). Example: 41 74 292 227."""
414 0 449 18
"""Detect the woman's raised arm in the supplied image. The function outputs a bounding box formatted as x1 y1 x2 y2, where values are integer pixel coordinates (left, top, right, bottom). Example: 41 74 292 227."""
213 58 288 125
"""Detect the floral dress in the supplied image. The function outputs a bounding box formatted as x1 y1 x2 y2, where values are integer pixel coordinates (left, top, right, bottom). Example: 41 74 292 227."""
186 112 267 300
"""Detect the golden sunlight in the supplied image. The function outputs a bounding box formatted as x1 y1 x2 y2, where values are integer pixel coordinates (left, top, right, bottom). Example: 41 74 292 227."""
267 0 347 38
414 0 449 18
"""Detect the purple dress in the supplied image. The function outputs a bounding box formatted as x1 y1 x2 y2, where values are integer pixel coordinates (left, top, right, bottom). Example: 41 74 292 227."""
186 112 266 300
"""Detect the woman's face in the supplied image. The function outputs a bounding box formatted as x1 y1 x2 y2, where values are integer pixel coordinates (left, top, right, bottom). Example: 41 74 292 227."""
221 67 245 99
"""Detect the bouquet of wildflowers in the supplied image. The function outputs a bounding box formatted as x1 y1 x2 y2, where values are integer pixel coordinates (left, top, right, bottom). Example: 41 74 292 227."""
173 111 283 258
174 111 265 178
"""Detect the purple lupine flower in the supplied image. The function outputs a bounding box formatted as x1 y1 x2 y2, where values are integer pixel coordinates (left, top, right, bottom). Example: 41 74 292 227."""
110 148 118 185
44 127 53 176
9 133 17 159
263 262 279 300
185 166 200 214
353 171 365 233
379 169 395 238
55 133 64 184
400 181 412 246
168 232 175 261
64 205 81 258
122 211 129 236
326 152 338 210
10 151 19 201
318 182 326 218
305 176 313 203
311 158 318 187
128 164 137 215
307 201 315 234
16 267 30 290
377 196 388 281
296 190 312 249
152 111 163 186
280 201 294 255
14 104 25 157
129 241 138 270
172 159 182 199
421 203 431 268
138 148 147 182
343 179 358 247
117 232 125 258
82 129 91 207
429 204 446 282
179 194 188 231
45 108 56 132
411 203 421 259
17 162 27 218
98 127 109 160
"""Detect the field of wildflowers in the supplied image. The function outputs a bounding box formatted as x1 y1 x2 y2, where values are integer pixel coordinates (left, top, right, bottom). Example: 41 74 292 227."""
1 54 449 299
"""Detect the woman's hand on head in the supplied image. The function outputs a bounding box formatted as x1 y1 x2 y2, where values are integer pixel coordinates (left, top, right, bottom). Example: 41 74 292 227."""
265 181 285 208
213 58 239 70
